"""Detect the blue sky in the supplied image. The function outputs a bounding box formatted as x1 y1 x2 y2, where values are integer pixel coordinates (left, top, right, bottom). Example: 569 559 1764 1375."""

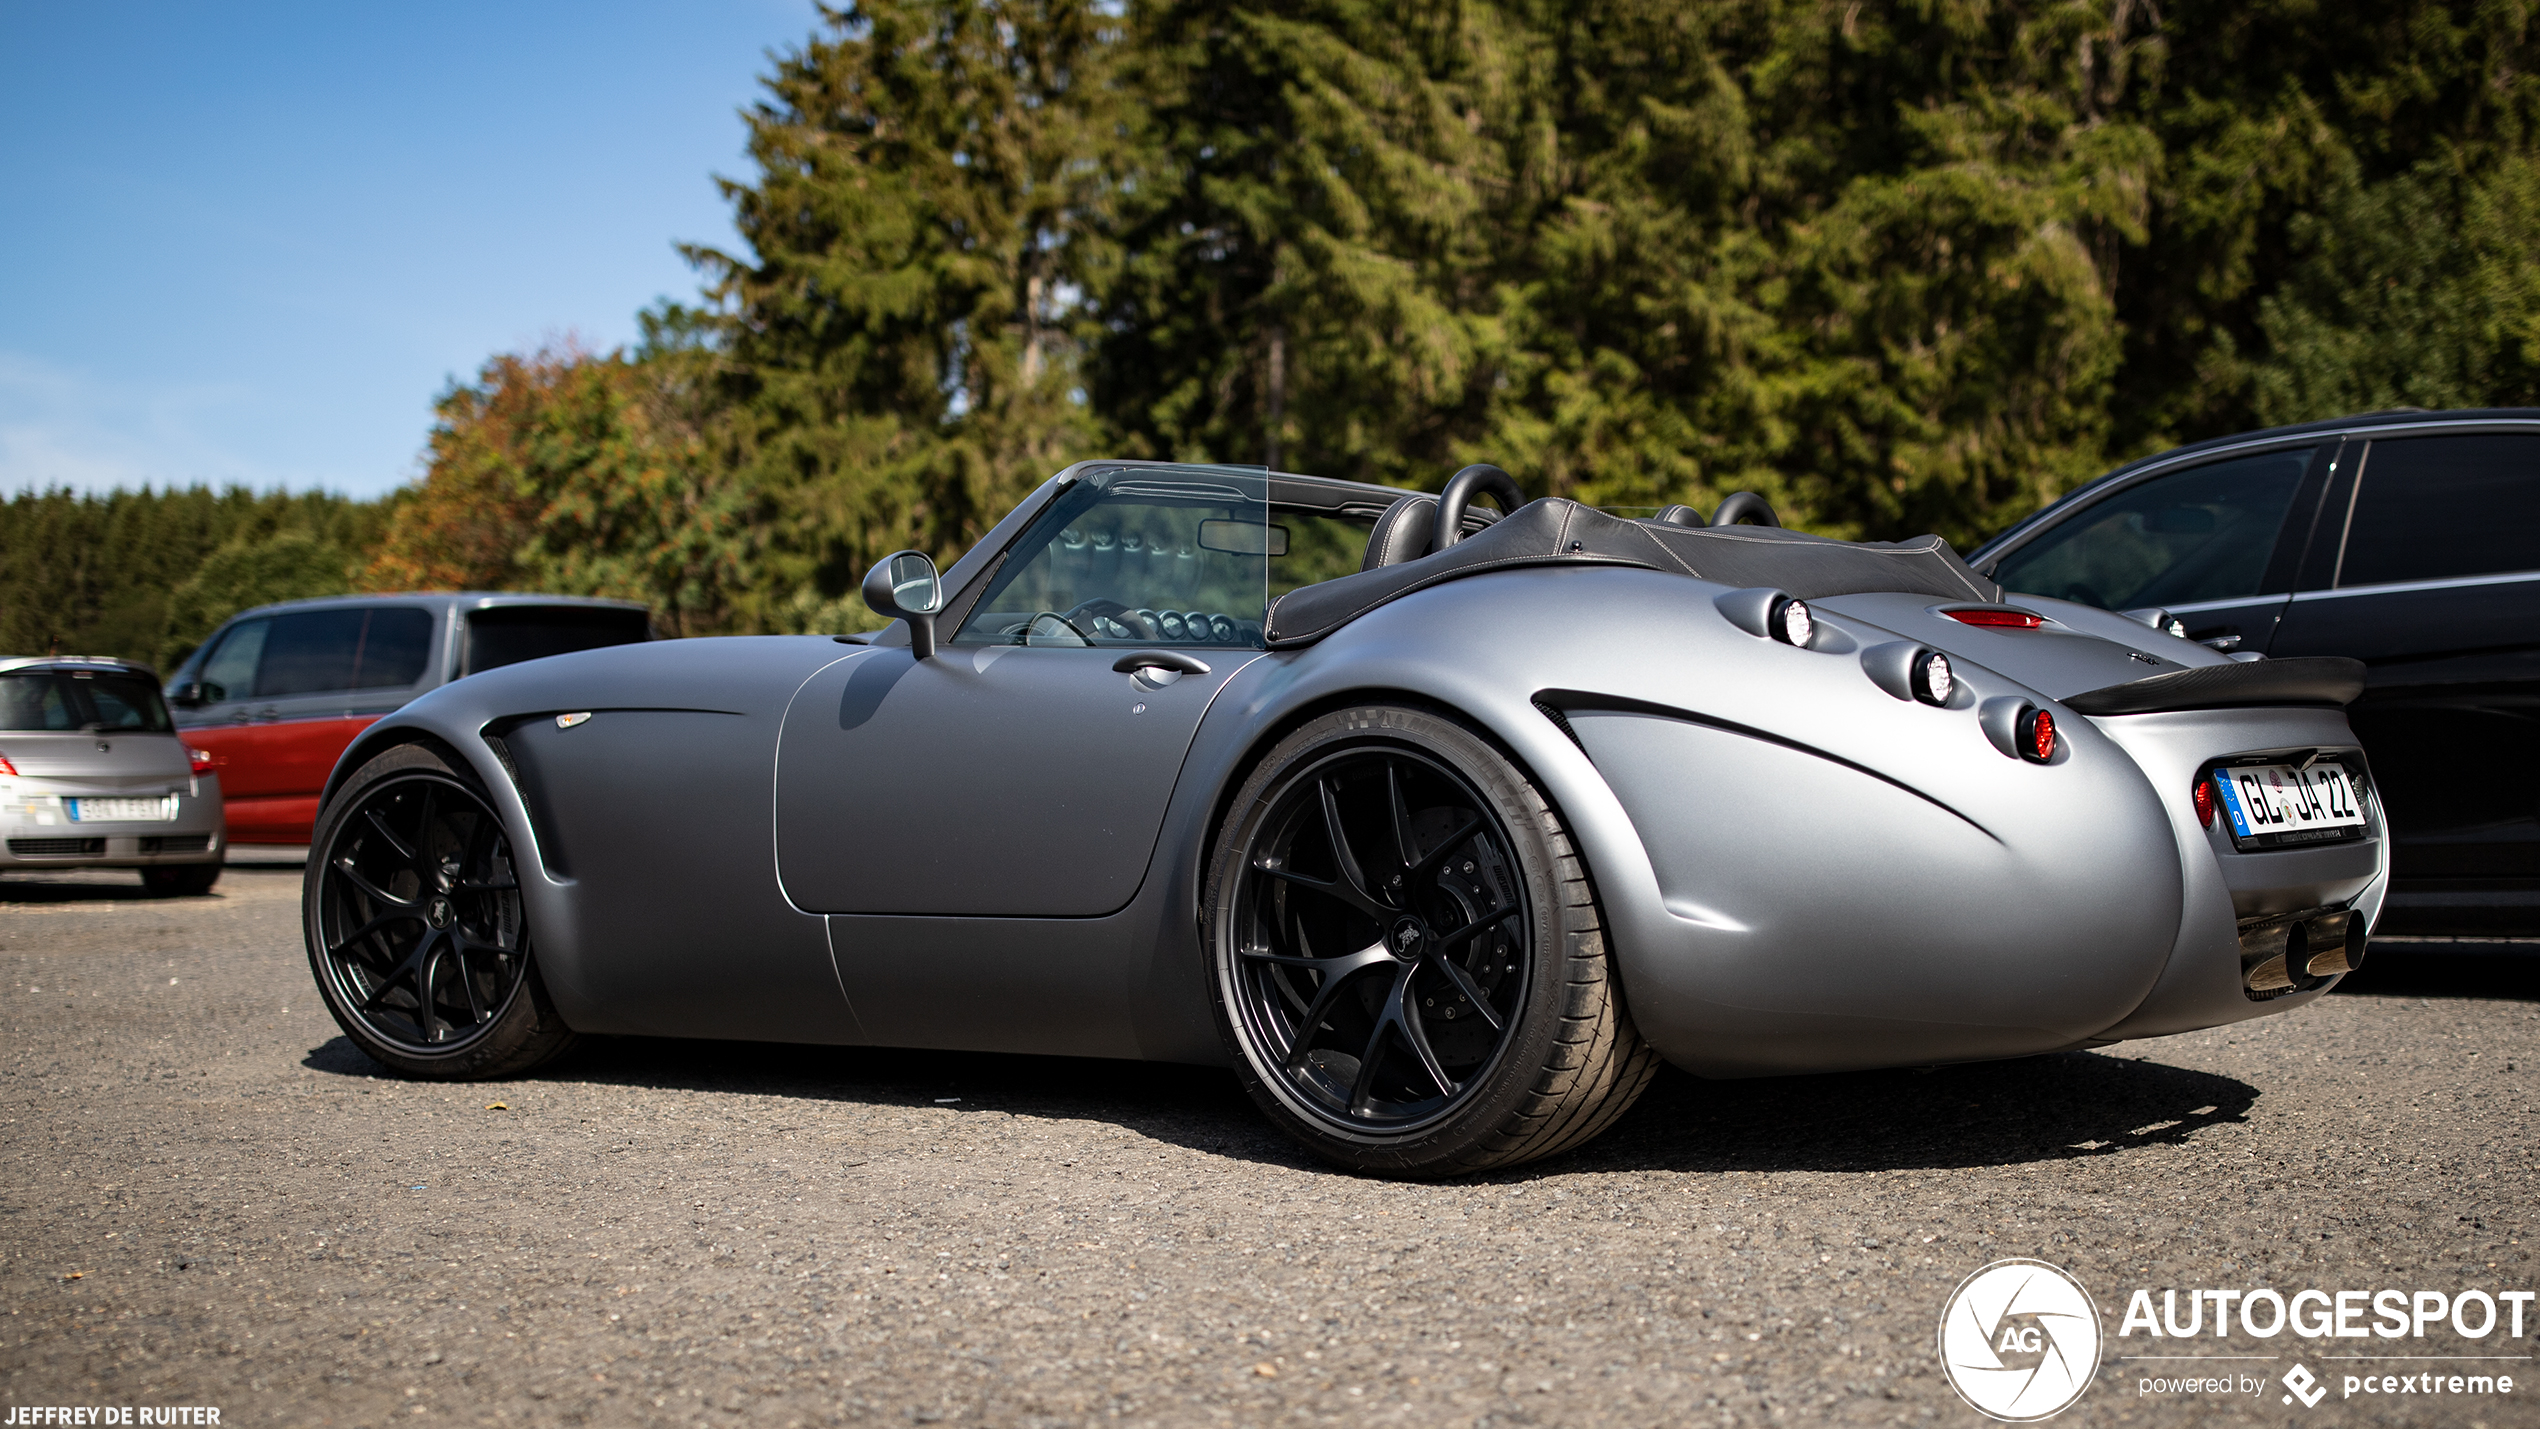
0 1 810 498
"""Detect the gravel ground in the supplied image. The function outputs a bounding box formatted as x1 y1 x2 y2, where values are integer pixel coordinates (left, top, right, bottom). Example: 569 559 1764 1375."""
2 865 2533 1428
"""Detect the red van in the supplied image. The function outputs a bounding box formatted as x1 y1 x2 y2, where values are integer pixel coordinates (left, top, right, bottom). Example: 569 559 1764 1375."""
167 594 650 845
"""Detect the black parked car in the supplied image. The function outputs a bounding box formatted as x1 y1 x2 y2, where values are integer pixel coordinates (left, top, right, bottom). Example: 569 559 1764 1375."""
1970 409 2540 935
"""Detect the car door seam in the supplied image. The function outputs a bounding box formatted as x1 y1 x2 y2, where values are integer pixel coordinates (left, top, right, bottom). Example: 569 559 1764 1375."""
771 647 882 918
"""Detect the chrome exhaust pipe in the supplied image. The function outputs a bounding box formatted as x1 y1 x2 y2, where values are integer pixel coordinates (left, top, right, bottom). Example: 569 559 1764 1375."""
2239 906 2364 998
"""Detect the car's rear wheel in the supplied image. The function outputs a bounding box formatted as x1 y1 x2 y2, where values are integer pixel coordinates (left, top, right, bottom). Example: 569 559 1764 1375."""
1205 704 1658 1176
140 863 220 897
305 743 576 1079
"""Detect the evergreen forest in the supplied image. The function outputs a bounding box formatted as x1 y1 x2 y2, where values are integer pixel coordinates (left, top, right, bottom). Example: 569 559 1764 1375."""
9 0 2539 667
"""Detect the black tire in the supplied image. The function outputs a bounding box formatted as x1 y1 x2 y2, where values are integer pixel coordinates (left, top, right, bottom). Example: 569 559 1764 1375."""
140 863 221 897
1204 704 1658 1176
304 743 577 1079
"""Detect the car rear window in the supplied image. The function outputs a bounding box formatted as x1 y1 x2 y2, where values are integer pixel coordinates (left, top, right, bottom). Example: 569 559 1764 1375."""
256 608 437 697
2339 433 2540 587
0 670 173 733
463 606 650 676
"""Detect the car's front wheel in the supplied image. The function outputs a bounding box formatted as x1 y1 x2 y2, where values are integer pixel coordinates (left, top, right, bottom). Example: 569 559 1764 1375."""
1204 704 1657 1176
304 743 576 1079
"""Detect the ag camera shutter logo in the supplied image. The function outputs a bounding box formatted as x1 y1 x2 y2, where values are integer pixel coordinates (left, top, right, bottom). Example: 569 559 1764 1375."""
1939 1259 2103 1421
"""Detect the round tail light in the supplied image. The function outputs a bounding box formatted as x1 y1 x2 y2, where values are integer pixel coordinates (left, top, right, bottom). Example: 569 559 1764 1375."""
186 745 216 776
2016 707 2057 763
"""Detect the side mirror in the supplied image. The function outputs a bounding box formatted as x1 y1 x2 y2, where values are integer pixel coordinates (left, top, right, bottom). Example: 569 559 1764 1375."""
861 550 945 660
169 680 212 708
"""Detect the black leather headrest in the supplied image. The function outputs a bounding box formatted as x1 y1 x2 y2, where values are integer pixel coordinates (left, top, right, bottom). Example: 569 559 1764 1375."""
1360 496 1439 571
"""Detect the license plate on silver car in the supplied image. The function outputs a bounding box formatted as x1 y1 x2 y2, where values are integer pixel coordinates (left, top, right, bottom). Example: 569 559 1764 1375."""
68 796 179 823
2214 762 2365 849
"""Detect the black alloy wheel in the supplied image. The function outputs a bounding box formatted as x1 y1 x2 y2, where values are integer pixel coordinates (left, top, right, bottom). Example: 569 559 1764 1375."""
1230 746 1529 1129
305 744 576 1078
1207 704 1658 1176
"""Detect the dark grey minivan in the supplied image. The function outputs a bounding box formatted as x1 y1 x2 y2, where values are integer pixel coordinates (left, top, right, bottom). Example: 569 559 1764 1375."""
1970 408 2540 934
165 594 650 845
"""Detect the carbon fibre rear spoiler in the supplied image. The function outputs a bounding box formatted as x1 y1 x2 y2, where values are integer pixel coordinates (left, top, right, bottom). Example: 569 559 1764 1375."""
2062 657 2367 715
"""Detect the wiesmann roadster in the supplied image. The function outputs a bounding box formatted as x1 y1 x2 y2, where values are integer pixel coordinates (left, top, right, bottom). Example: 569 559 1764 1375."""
302 461 2386 1175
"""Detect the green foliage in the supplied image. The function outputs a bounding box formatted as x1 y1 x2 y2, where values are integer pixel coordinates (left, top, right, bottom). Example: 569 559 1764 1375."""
684 0 1127 607
0 486 385 671
1075 0 2540 545
159 532 354 670
361 344 758 636
49 0 2540 625
2106 0 2540 449
2255 155 2540 422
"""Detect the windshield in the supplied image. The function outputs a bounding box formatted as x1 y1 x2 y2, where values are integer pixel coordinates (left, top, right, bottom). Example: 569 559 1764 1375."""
0 669 175 733
954 466 1273 647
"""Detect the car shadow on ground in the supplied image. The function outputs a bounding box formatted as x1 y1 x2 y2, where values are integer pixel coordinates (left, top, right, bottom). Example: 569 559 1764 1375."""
2336 944 2540 1002
300 1031 2257 1182
0 870 176 902
0 866 291 903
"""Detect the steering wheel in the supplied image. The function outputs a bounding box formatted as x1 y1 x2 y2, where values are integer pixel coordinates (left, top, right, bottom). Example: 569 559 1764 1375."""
1059 598 1162 641
1431 463 1528 554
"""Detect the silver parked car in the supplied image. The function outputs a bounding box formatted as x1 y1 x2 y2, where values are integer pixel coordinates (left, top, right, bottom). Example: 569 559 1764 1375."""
298 461 2386 1176
0 656 225 894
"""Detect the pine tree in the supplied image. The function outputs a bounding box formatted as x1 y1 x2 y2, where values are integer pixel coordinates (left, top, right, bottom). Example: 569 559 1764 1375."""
689 0 1127 609
1097 1 1498 488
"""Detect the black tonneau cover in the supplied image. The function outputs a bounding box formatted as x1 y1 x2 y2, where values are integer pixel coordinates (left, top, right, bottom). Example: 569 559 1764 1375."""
1265 498 1999 646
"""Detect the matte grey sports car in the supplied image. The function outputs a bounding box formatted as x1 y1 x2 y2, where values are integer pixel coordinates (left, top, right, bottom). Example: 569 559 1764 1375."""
301 461 2387 1175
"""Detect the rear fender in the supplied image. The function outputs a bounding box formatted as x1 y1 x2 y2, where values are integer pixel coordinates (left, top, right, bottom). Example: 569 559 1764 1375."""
1216 567 2191 1077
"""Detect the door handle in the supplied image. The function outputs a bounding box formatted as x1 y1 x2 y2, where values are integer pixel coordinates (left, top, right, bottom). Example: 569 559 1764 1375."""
1113 650 1210 691
249 706 281 723
1112 650 1211 676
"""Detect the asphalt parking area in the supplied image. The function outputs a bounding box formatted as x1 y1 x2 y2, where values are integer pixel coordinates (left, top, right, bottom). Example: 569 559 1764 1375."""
3 865 2533 1426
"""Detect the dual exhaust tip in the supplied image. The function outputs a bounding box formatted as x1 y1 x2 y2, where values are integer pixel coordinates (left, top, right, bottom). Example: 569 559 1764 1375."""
2240 906 2367 999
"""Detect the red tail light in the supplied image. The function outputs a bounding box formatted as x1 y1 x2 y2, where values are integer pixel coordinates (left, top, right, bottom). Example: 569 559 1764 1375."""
1944 607 2044 630
2193 776 2216 828
0 751 16 777
186 746 216 776
2017 707 2057 763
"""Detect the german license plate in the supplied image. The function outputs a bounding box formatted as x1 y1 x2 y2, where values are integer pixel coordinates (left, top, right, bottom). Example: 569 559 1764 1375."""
2214 762 2365 849
68 796 178 823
